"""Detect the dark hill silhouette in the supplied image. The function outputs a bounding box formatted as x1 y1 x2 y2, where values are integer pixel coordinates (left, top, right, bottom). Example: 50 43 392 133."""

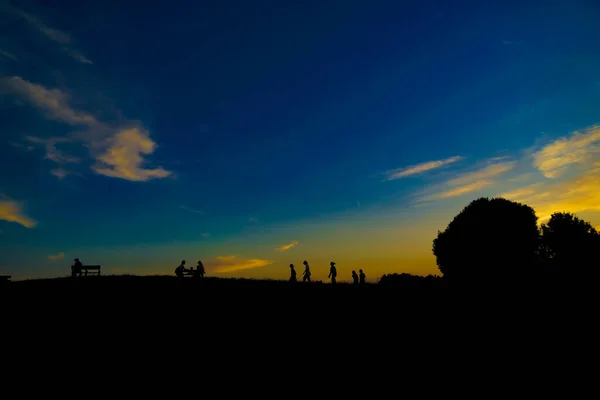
3 272 594 373
2 272 584 313
4 197 598 375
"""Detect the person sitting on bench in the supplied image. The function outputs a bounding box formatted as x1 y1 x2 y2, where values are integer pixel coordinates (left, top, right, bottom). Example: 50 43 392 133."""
175 260 187 279
71 258 83 277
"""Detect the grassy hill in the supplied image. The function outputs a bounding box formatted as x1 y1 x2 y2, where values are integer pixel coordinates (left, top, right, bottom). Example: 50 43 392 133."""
2 274 593 364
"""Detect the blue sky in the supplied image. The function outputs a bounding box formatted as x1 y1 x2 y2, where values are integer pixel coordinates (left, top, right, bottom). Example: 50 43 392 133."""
1 0 600 280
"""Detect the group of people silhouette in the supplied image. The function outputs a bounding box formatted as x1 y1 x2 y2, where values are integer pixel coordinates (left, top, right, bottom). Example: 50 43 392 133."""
71 257 365 284
289 261 366 284
175 260 205 279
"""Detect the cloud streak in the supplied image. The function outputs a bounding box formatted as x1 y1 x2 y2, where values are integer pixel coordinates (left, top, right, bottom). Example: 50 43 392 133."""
179 205 204 214
384 156 463 180
13 7 92 64
6 77 97 126
276 240 299 252
448 161 516 186
416 159 516 202
67 50 93 65
533 125 600 178
50 168 74 180
0 49 19 61
501 167 600 222
423 181 494 201
48 252 65 261
26 136 81 164
3 77 172 182
211 256 273 273
0 196 37 228
499 125 600 222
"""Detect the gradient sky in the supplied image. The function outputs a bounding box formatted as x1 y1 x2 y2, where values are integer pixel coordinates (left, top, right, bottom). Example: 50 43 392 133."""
1 0 600 281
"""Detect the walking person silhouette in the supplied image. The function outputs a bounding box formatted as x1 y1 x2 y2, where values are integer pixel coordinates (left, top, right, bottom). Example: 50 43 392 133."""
302 260 311 282
328 261 337 285
352 270 359 284
359 269 366 284
195 260 205 278
289 264 297 283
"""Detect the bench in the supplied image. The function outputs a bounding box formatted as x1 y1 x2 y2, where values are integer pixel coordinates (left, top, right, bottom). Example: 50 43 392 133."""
178 269 203 279
0 275 11 283
80 265 101 276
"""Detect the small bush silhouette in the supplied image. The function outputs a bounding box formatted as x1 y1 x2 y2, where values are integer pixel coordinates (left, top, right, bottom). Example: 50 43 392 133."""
379 273 442 288
432 197 540 283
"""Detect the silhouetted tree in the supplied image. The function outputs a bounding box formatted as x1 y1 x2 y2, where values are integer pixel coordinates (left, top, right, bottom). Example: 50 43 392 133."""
540 212 599 276
432 197 540 284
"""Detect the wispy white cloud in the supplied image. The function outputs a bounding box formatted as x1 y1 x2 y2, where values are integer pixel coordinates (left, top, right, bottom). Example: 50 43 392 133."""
12 7 92 64
507 173 536 183
248 217 258 223
384 156 463 180
201 233 210 238
497 125 600 223
5 77 97 126
276 240 299 252
216 256 236 262
533 125 600 178
26 136 81 164
67 49 93 64
47 252 65 261
0 49 19 61
39 26 71 45
91 127 172 182
3 77 172 182
50 167 72 180
448 160 516 186
179 205 204 214
421 181 494 201
0 196 37 228
9 141 34 151
500 183 545 201
210 256 273 273
501 167 600 222
415 159 516 202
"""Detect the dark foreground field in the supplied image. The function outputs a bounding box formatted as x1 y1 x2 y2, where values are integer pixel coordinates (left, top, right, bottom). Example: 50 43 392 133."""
3 274 588 325
2 275 595 379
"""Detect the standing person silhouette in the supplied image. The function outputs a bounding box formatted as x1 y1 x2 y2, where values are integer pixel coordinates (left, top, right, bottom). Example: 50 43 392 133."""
195 260 205 278
328 261 337 285
359 269 366 284
289 264 297 283
352 270 359 284
302 260 311 282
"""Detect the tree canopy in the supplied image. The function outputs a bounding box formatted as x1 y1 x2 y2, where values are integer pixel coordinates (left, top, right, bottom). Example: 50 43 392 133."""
432 197 539 282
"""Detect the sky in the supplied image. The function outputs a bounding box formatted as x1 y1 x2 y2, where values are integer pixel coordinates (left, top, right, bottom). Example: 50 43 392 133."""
1 0 600 281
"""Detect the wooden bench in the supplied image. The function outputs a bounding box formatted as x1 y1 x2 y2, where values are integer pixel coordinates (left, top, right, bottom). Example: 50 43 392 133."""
80 265 101 276
178 269 203 279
